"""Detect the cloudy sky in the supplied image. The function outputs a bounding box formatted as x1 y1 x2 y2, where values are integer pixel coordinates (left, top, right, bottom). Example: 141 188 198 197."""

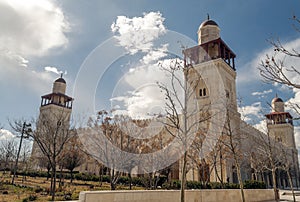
1 0 300 151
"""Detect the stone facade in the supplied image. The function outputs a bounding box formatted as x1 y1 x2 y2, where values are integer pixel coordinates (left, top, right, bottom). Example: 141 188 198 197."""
182 18 300 187
32 18 300 190
31 76 74 169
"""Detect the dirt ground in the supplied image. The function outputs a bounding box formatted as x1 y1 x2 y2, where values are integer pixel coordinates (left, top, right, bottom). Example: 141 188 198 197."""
0 172 140 202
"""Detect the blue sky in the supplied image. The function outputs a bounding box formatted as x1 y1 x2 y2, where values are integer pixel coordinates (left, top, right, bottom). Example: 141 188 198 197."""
1 0 300 143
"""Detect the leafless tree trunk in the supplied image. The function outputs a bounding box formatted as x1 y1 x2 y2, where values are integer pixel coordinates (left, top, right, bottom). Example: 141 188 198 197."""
278 145 297 202
59 135 84 184
158 59 211 202
29 110 74 201
84 111 140 191
0 139 17 174
259 15 300 117
220 107 245 202
250 129 281 201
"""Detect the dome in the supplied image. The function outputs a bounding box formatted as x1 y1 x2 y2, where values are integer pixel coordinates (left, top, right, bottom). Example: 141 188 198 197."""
199 19 218 29
55 77 66 84
272 96 283 103
271 95 284 112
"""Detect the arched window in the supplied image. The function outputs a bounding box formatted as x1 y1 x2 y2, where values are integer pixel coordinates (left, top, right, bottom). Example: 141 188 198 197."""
199 89 202 97
203 88 206 96
225 90 230 98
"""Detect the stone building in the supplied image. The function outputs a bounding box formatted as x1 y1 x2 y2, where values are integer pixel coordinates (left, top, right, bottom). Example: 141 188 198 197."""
31 17 299 189
31 76 74 169
182 17 299 188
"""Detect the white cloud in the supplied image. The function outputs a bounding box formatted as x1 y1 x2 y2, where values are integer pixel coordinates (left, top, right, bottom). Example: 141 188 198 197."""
110 58 184 118
110 12 182 118
238 102 263 123
238 37 300 87
252 89 273 96
0 0 69 57
111 12 166 55
285 89 300 117
0 49 55 94
0 129 15 140
0 0 69 94
141 44 168 65
294 126 300 151
239 36 300 124
253 120 267 133
44 66 64 75
111 83 165 119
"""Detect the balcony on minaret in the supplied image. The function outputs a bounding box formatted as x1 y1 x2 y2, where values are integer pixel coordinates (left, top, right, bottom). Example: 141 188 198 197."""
265 112 293 126
41 93 73 109
183 38 236 70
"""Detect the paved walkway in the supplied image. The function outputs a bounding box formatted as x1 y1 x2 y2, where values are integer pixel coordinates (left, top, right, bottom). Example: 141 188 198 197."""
277 190 300 201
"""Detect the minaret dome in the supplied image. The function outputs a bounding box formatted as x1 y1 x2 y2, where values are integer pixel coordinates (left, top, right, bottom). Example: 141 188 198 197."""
198 15 220 45
52 75 66 94
271 95 284 112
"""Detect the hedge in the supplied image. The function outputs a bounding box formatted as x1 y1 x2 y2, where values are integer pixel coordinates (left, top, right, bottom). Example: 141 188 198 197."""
15 171 266 189
162 180 265 190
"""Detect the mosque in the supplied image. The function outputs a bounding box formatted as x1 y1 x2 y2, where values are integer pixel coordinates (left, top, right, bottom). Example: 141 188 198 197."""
31 17 300 188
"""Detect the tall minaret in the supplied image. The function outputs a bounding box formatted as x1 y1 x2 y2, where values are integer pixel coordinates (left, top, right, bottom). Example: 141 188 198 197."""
31 76 73 167
183 17 239 183
183 16 237 110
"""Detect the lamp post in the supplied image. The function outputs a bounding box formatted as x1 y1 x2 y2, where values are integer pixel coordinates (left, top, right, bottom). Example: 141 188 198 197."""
12 122 31 185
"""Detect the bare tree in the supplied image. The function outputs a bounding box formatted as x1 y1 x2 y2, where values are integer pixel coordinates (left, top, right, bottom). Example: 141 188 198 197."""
250 128 281 201
259 16 300 115
84 111 139 190
158 59 211 202
37 154 51 180
19 140 32 183
277 144 297 202
219 105 246 202
188 131 219 186
0 138 17 173
60 135 84 183
30 110 75 201
9 120 32 185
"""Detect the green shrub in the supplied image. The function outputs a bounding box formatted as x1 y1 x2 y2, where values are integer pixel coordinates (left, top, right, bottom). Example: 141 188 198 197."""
244 180 266 189
224 183 239 189
91 174 100 182
157 175 168 187
209 182 223 189
102 175 110 183
74 173 85 181
186 181 201 189
162 179 181 189
131 177 142 186
34 186 44 193
22 194 37 202
118 176 129 184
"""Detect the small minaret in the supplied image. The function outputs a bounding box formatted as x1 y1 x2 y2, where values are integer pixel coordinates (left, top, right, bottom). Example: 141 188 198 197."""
265 95 295 148
40 74 73 109
266 95 299 186
31 76 73 168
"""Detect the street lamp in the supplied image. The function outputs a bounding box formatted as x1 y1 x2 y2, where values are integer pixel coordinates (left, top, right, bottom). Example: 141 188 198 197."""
12 122 31 185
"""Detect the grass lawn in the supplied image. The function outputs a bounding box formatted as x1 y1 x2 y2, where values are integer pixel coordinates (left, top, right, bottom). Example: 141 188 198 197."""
0 172 143 202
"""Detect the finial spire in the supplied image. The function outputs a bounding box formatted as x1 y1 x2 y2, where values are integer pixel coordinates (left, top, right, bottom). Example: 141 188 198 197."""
275 93 278 98
207 13 210 20
60 72 63 78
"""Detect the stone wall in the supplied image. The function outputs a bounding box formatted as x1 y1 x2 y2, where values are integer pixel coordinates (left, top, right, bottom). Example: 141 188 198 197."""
79 189 274 202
